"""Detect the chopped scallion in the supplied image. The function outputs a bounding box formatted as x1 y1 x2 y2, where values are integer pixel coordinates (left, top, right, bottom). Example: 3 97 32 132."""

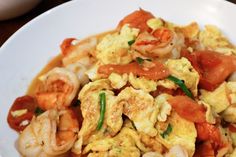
160 123 172 138
136 57 145 64
167 75 193 98
128 39 135 46
97 92 106 130
34 107 44 116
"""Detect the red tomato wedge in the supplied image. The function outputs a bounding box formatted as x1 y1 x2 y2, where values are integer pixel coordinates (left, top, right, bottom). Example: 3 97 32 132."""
7 95 37 132
117 9 154 32
98 61 170 80
228 124 236 132
193 141 215 157
195 122 222 146
168 96 206 123
181 50 236 91
60 38 76 56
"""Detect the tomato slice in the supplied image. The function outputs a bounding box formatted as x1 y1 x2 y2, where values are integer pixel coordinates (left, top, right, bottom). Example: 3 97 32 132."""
228 124 236 132
168 96 206 123
150 86 185 98
181 50 236 91
195 122 222 146
193 141 215 157
117 9 154 32
98 61 170 80
7 95 37 132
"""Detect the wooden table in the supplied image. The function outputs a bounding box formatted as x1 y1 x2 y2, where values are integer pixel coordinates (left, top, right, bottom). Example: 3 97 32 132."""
0 0 236 47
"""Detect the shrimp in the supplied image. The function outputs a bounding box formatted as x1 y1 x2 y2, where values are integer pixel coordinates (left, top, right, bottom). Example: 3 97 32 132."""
165 145 188 157
60 37 97 85
61 37 97 67
18 109 79 157
36 67 79 110
117 9 154 32
131 27 184 58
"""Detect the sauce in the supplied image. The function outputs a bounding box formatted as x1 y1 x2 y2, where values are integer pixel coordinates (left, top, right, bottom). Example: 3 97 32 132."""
27 30 116 95
27 54 63 95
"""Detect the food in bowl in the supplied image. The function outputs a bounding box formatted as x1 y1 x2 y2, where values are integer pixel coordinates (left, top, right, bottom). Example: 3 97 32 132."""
7 9 236 157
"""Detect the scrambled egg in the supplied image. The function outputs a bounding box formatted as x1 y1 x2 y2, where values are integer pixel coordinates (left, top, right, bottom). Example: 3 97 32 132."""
199 25 236 55
85 62 103 81
222 105 236 123
165 57 200 96
77 79 116 145
200 82 230 113
117 87 158 137
156 79 177 90
221 82 236 123
199 101 217 124
176 22 200 39
108 73 128 89
154 94 172 122
129 73 157 92
155 112 197 157
147 18 163 31
83 127 143 157
228 149 236 157
96 24 139 64
227 81 236 105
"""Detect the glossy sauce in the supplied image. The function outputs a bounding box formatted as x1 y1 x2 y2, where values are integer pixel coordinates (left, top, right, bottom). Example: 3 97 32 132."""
27 54 63 95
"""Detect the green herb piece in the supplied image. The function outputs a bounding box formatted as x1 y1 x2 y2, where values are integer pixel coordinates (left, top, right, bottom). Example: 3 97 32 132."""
34 107 44 116
160 123 173 138
136 57 145 64
146 58 152 61
73 99 81 107
167 75 193 98
97 92 106 130
128 39 135 46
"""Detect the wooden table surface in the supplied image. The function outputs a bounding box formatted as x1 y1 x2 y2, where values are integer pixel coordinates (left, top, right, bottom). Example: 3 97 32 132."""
0 0 236 47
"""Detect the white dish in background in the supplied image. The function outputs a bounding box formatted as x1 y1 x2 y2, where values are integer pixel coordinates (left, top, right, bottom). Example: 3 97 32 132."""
0 0 236 156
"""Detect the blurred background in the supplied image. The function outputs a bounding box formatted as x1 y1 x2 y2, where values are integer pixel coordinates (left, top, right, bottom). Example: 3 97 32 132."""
0 0 235 47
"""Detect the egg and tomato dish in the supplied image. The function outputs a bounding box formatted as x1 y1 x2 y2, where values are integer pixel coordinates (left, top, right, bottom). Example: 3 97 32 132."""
7 9 236 157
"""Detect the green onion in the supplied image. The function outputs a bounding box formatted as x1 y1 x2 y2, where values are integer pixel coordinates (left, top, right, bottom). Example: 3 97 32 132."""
160 123 172 138
167 75 193 99
34 107 44 116
128 39 135 46
97 92 106 130
136 57 145 64
73 99 81 107
145 58 152 61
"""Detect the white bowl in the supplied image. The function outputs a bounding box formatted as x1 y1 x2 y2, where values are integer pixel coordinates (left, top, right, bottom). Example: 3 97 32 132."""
0 0 41 21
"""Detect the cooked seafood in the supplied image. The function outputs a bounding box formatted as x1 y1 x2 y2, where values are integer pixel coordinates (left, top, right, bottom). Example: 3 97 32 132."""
18 109 79 157
7 9 236 157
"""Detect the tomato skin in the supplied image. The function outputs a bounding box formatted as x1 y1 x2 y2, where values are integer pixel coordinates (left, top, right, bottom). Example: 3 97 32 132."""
7 95 37 132
118 9 154 32
228 124 236 132
195 122 222 147
150 86 185 97
193 141 215 157
181 50 236 91
98 61 170 81
168 96 206 123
